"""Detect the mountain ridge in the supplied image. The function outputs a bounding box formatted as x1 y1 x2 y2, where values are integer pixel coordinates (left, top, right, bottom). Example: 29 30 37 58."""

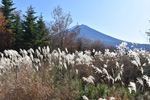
76 24 150 50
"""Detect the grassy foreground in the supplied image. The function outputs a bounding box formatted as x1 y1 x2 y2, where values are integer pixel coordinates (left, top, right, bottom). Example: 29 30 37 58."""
0 42 150 100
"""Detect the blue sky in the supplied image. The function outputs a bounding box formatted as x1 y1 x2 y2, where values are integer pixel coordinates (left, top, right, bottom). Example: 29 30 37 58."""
3 0 150 44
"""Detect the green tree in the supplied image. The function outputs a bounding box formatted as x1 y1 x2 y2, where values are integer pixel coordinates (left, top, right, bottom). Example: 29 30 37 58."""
13 10 23 50
22 5 38 49
22 6 50 50
1 0 16 29
36 14 51 47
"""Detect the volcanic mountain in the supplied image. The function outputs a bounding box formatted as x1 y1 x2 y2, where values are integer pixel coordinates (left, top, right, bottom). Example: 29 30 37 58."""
76 24 150 50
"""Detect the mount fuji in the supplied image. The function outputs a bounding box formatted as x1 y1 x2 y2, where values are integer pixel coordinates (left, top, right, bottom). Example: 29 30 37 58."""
76 24 150 50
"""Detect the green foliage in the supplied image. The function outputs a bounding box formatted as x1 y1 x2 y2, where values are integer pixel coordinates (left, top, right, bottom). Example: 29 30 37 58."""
22 6 50 49
13 12 24 50
36 14 51 47
79 83 108 99
97 83 108 97
1 0 16 29
22 5 38 49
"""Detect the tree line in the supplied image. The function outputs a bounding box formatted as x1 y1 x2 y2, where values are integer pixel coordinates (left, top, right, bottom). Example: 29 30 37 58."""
0 0 50 51
0 0 115 53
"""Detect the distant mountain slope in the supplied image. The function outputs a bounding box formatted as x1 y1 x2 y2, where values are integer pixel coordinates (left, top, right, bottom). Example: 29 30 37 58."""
77 24 150 50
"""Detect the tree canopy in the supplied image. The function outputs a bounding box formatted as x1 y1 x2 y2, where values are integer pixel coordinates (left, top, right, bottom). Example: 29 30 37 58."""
22 6 50 50
1 0 16 30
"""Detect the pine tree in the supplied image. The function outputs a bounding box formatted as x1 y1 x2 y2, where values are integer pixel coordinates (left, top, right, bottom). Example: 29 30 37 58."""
22 5 38 49
22 6 50 50
36 14 51 47
13 11 23 50
1 0 16 29
13 11 22 36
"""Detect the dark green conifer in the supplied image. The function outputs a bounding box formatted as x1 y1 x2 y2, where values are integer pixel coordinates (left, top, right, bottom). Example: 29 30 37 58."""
13 11 23 50
1 0 16 29
36 14 51 47
22 5 38 49
22 6 50 49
